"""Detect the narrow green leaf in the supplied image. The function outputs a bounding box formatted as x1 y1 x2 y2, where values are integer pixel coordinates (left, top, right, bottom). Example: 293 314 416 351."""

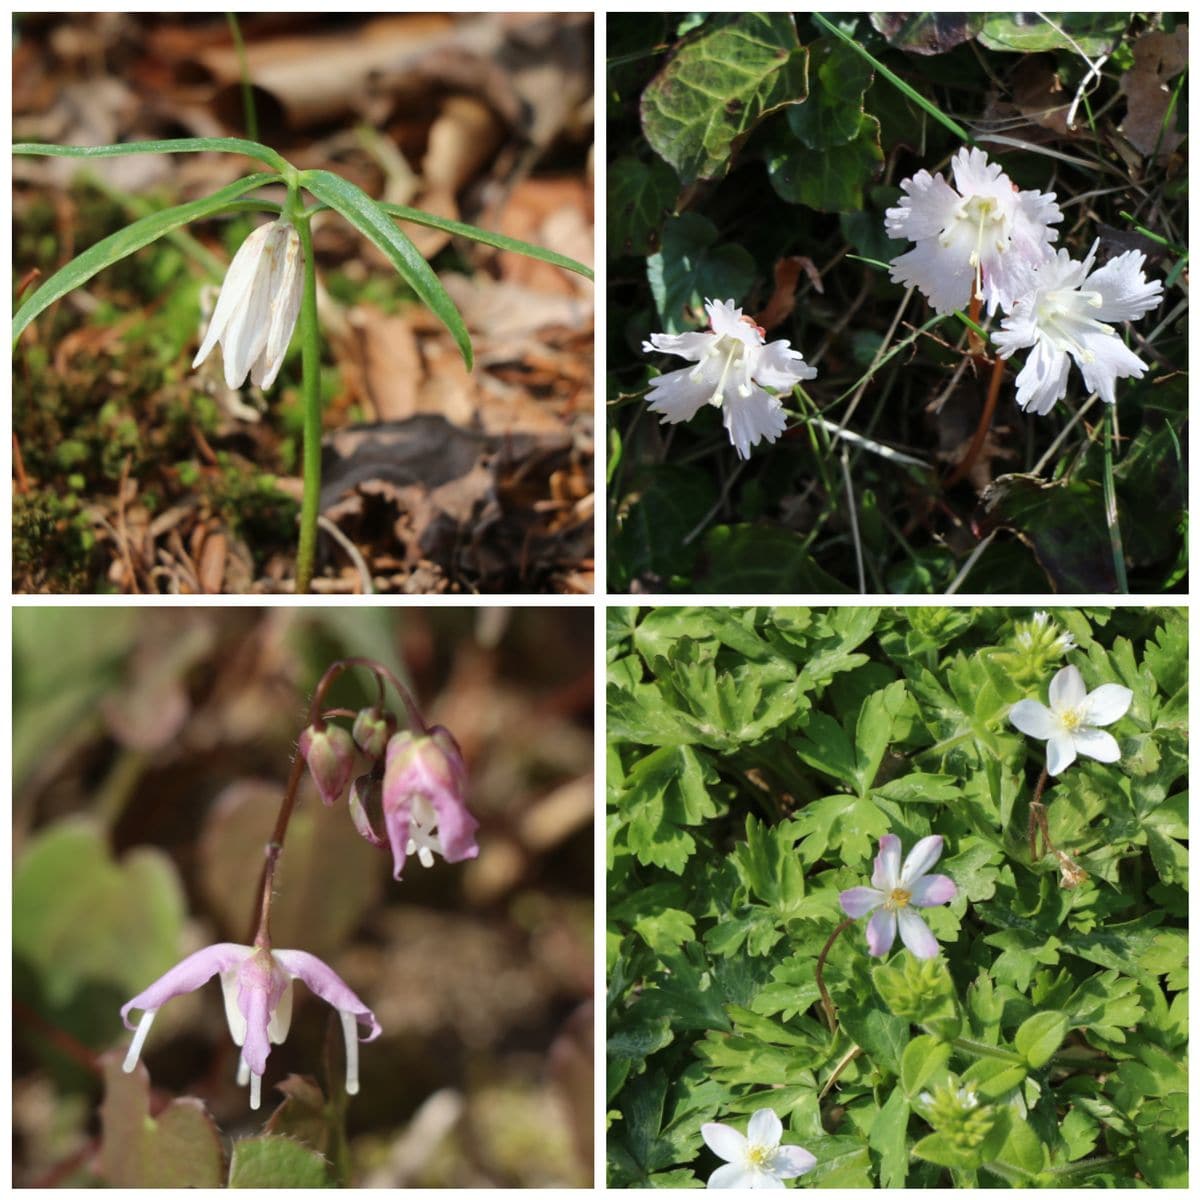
300 169 472 369
13 135 291 174
13 172 280 343
375 202 593 281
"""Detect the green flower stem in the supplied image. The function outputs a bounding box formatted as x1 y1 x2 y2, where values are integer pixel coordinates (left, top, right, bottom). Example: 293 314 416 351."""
293 211 322 594
948 1036 1024 1065
1102 407 1129 593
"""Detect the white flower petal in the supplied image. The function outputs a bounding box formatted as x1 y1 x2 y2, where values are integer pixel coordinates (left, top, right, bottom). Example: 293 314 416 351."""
754 339 817 389
1080 683 1133 726
900 834 945 886
1045 734 1077 776
642 330 716 362
774 1146 817 1178
866 907 897 956
706 298 762 347
872 834 902 891
645 365 719 424
888 238 974 315
747 1108 782 1148
885 168 962 242
254 225 303 389
840 886 885 918
721 387 786 460
702 1121 748 1164
1049 665 1087 713
1009 699 1059 740
1077 333 1149 406
1011 336 1070 415
1088 250 1163 323
897 908 940 959
708 1163 757 1189
1071 727 1121 763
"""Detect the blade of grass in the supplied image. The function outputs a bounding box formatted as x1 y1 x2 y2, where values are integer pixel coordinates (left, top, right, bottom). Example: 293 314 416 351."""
811 13 973 145
1101 407 1129 593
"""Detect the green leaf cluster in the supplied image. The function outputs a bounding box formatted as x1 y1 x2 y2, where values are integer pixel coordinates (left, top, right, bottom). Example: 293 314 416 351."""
607 606 1187 1187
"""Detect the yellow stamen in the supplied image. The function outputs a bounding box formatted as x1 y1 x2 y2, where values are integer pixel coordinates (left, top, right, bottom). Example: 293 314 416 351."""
885 887 912 911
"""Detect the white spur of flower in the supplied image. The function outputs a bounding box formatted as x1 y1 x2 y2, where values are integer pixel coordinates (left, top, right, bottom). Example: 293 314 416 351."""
193 218 304 390
886 147 1062 316
991 239 1163 415
642 298 817 460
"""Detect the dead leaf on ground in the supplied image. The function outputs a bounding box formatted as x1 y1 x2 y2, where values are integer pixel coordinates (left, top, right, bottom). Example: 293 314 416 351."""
1119 26 1188 157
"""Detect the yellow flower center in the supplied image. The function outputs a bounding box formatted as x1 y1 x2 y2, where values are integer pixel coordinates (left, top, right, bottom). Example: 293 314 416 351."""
1059 707 1083 731
746 1144 771 1169
885 887 912 912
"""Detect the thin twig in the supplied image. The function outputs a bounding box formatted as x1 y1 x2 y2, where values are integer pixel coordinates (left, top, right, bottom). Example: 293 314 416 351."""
816 917 854 1034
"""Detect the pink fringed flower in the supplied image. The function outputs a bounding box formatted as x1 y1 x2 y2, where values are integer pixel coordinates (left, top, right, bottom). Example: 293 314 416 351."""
121 942 380 1109
839 834 956 959
886 147 1062 315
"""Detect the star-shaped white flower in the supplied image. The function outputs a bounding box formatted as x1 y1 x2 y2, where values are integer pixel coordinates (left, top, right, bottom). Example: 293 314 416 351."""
701 1108 816 1189
1009 664 1133 775
642 298 817 459
886 147 1062 315
839 834 956 960
991 240 1163 414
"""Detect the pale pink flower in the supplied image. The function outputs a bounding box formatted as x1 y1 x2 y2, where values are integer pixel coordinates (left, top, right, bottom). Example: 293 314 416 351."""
886 147 1061 315
839 834 956 959
121 942 380 1109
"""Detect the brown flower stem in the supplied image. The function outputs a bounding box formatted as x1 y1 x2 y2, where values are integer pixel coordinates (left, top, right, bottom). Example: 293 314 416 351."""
247 656 424 945
1027 766 1050 860
816 917 855 1034
943 351 1005 489
248 748 307 946
308 656 423 733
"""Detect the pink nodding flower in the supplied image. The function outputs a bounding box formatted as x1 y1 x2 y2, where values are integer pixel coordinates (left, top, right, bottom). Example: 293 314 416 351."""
120 942 380 1110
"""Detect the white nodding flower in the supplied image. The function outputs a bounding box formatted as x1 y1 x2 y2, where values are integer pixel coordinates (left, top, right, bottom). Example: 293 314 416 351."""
701 1108 816 1189
193 219 303 390
991 240 1163 415
1009 664 1133 775
886 147 1062 315
642 298 817 460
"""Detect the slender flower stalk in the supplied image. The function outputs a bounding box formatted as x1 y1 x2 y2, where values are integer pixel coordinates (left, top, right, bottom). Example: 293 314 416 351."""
293 210 323 595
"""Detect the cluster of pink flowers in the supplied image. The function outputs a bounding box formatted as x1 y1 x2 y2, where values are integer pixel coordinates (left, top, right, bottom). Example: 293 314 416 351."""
120 702 478 1110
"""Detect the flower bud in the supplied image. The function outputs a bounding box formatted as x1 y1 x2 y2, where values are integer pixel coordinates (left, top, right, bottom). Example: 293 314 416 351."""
352 707 394 761
380 726 478 879
298 722 355 807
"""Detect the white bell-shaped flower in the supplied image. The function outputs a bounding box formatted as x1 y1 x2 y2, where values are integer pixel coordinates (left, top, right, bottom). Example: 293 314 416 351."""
991 240 1163 414
193 219 303 390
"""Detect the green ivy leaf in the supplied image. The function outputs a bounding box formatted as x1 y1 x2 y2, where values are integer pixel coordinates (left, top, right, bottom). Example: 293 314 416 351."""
646 213 756 331
640 13 809 183
609 156 678 256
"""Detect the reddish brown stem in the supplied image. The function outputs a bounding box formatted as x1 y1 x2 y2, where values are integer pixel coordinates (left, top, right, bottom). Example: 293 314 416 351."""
308 657 422 733
1027 766 1050 860
246 750 306 946
943 352 1006 489
816 917 854 1034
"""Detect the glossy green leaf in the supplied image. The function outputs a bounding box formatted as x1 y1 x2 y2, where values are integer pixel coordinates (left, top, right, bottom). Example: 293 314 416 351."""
640 13 809 183
608 156 678 257
299 168 472 368
13 172 280 342
646 213 755 332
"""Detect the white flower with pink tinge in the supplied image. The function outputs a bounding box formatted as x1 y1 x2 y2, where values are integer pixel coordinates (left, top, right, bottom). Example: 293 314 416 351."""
701 1108 816 1189
991 240 1163 414
886 147 1062 316
1009 664 1132 775
839 834 957 959
642 298 817 460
